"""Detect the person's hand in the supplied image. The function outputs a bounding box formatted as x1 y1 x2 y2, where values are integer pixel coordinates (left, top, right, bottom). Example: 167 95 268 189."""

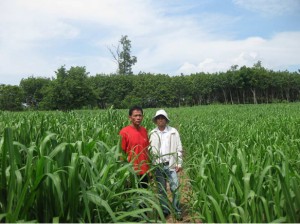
175 166 182 173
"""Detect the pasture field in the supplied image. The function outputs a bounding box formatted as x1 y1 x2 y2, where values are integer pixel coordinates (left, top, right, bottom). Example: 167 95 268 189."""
0 103 299 222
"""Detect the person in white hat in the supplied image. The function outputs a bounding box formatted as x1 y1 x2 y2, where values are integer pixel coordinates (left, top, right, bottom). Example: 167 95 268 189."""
149 109 183 221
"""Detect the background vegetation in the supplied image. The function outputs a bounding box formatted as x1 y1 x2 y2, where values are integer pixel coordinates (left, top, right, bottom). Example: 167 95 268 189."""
0 104 299 222
1 61 300 111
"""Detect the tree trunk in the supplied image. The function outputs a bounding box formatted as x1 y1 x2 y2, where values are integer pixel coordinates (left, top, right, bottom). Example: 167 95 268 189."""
229 89 234 104
285 88 290 102
222 88 228 104
250 88 257 104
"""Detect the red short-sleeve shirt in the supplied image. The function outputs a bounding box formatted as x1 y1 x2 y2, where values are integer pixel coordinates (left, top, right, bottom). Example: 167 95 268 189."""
119 126 149 175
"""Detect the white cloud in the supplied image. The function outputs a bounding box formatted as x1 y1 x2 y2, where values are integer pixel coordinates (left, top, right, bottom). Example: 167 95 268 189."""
0 0 299 85
233 0 300 16
175 32 300 74
178 59 230 74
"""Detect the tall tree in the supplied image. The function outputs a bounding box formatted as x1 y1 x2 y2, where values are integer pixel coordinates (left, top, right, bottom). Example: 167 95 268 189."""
0 84 24 111
109 35 137 75
41 66 96 110
172 75 192 107
190 73 214 105
19 76 51 108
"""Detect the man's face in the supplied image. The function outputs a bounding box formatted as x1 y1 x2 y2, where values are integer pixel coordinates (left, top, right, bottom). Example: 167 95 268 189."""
155 115 167 128
129 109 143 127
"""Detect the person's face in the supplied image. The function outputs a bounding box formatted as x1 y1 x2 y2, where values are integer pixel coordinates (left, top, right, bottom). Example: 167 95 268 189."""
129 109 143 127
155 115 167 128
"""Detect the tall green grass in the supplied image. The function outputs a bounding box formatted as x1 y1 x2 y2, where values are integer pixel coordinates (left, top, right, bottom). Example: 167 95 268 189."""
1 104 300 222
176 104 300 222
0 109 164 222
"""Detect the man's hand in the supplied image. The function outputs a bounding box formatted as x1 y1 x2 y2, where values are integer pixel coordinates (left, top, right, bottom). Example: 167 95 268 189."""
175 166 182 173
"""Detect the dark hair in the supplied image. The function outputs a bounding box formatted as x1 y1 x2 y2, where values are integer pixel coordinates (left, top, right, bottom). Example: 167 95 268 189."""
129 105 143 116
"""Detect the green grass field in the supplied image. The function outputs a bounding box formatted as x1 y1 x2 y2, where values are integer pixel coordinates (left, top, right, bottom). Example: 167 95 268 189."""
0 103 299 222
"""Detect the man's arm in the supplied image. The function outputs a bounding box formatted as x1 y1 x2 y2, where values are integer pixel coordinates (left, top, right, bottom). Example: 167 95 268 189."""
175 130 183 172
119 130 128 152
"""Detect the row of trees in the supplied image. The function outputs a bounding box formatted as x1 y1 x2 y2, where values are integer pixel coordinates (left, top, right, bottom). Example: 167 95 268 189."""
1 61 299 111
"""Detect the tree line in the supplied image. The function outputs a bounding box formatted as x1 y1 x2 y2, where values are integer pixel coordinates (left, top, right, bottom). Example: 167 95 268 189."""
1 61 300 111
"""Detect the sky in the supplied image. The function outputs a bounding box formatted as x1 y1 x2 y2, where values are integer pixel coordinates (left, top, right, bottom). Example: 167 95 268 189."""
1 0 300 85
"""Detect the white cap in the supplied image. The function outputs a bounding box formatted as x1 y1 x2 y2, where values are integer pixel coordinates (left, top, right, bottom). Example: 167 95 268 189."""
152 109 170 122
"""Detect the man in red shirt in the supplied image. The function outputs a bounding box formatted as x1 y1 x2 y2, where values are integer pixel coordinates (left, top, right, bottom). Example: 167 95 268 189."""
119 105 150 188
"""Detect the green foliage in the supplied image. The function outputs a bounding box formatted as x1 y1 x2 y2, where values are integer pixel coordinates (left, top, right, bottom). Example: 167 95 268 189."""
1 104 300 222
88 74 135 109
125 73 174 108
0 109 163 223
19 76 51 109
4 60 300 111
0 85 24 111
109 35 137 75
40 66 96 110
118 35 137 75
177 104 300 223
